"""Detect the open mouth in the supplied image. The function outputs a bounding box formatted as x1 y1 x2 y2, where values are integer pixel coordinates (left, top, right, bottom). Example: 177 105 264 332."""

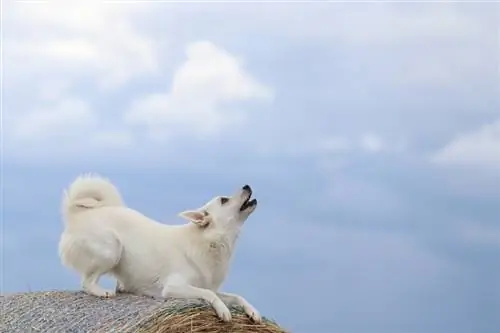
240 188 257 212
240 198 257 211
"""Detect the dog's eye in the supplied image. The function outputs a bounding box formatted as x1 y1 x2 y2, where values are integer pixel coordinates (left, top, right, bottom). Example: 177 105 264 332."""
220 197 229 205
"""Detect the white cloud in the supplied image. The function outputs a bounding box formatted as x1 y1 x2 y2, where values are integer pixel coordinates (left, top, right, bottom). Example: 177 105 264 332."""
4 3 273 156
3 1 155 154
12 98 96 142
4 0 158 90
317 133 405 156
125 41 273 140
308 133 406 154
10 98 135 150
431 120 500 169
269 133 405 163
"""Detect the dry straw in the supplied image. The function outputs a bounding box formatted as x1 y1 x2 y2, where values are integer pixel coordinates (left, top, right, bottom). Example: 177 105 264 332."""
0 290 289 333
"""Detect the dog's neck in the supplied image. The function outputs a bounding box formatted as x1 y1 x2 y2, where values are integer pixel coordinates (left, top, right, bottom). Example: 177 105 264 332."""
207 229 239 253
189 224 240 257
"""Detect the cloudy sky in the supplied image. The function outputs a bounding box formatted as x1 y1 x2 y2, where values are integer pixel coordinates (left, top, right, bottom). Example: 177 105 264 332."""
2 1 499 332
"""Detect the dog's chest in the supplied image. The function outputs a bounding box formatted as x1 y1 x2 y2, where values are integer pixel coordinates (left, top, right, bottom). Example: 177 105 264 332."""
196 242 232 289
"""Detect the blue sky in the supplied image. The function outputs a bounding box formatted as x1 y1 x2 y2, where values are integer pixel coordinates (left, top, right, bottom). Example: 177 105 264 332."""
2 2 499 333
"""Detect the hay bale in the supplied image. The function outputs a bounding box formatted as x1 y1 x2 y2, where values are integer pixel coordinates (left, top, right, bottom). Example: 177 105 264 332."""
0 290 288 333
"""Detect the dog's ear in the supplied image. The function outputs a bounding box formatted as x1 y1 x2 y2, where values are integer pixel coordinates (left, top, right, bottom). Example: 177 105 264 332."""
178 210 211 228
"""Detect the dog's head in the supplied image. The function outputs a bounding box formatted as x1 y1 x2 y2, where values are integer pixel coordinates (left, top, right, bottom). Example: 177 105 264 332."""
178 185 257 233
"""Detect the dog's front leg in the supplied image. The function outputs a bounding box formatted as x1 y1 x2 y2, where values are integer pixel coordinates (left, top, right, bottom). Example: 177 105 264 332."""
217 292 262 323
162 283 232 322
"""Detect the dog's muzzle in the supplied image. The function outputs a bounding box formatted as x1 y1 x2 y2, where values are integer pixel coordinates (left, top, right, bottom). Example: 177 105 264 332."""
240 185 257 211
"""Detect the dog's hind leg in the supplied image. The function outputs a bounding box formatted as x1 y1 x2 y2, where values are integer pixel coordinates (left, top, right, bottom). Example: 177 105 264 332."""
60 231 122 298
115 280 127 294
82 271 116 298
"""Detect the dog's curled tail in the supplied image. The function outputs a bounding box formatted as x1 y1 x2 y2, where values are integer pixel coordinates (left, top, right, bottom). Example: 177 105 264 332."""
62 174 124 219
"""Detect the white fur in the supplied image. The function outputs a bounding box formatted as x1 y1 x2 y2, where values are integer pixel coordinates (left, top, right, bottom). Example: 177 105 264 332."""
58 174 261 322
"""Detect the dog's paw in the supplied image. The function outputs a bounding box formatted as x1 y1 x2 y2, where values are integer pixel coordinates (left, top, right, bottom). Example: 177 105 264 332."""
213 300 232 322
218 308 232 322
244 305 262 323
249 310 262 323
115 282 126 294
93 289 116 298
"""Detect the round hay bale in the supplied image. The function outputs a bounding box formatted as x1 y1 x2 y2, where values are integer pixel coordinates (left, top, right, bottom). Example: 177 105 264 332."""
0 290 288 333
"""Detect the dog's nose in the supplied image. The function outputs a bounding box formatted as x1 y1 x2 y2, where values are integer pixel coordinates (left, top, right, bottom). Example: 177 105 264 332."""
242 185 251 192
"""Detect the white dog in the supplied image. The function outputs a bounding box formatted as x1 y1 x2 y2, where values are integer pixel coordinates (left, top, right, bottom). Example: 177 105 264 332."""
58 174 261 322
